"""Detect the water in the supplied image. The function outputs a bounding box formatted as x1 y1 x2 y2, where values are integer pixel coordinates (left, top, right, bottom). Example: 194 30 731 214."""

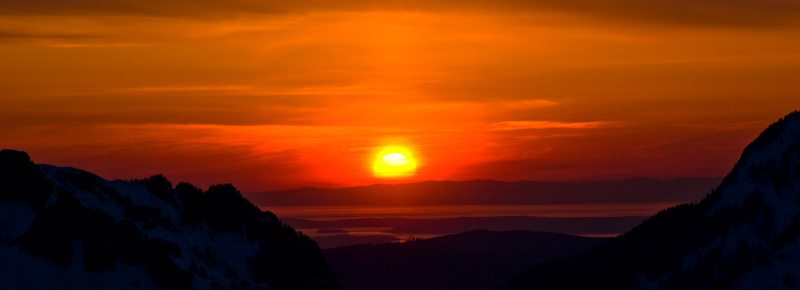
260 202 683 246
261 202 681 220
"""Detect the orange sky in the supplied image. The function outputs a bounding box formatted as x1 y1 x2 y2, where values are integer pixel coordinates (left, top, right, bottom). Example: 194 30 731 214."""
2 0 800 190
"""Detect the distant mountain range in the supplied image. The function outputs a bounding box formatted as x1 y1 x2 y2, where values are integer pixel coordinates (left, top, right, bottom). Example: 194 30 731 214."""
248 177 722 207
325 230 604 290
286 216 646 248
502 111 800 289
0 149 339 290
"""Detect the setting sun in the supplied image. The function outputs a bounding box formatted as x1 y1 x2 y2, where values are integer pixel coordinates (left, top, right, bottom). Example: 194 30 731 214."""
373 146 417 178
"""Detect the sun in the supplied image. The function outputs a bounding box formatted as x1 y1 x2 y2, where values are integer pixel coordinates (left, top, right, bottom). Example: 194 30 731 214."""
373 146 417 178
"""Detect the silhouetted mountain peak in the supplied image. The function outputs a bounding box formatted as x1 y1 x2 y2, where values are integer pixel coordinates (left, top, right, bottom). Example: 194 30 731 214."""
0 153 340 290
0 149 32 165
502 111 800 290
0 149 54 209
709 110 800 213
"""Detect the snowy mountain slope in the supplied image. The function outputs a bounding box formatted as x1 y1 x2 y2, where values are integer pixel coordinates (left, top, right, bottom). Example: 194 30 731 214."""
501 111 800 290
0 149 340 290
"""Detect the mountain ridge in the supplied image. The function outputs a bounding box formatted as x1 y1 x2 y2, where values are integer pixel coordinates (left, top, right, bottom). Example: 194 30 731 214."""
0 149 340 290
249 177 722 206
501 110 800 290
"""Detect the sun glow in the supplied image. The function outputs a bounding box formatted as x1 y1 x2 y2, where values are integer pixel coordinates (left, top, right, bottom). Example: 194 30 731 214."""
373 146 417 178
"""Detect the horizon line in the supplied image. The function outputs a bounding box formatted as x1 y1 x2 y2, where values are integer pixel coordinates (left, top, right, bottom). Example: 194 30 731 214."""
247 176 725 193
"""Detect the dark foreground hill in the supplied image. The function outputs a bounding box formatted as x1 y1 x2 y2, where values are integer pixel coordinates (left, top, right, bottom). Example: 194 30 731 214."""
324 230 604 290
0 149 339 290
502 111 800 290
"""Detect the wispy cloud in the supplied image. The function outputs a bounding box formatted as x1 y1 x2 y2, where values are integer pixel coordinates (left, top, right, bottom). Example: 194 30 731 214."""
0 30 98 40
124 85 253 92
674 121 771 131
494 99 558 109
488 121 616 131
47 43 148 48
1 0 797 27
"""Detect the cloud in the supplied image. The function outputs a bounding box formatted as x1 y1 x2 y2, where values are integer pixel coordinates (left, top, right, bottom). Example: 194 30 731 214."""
0 30 98 40
494 99 558 109
1 0 798 27
674 120 772 131
488 121 615 131
46 43 147 48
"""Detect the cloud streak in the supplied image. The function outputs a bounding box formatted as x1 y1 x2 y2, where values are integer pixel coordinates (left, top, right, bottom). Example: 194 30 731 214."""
488 121 616 131
1 0 799 27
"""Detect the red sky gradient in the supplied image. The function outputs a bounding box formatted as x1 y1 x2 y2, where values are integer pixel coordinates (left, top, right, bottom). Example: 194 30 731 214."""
2 0 800 190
